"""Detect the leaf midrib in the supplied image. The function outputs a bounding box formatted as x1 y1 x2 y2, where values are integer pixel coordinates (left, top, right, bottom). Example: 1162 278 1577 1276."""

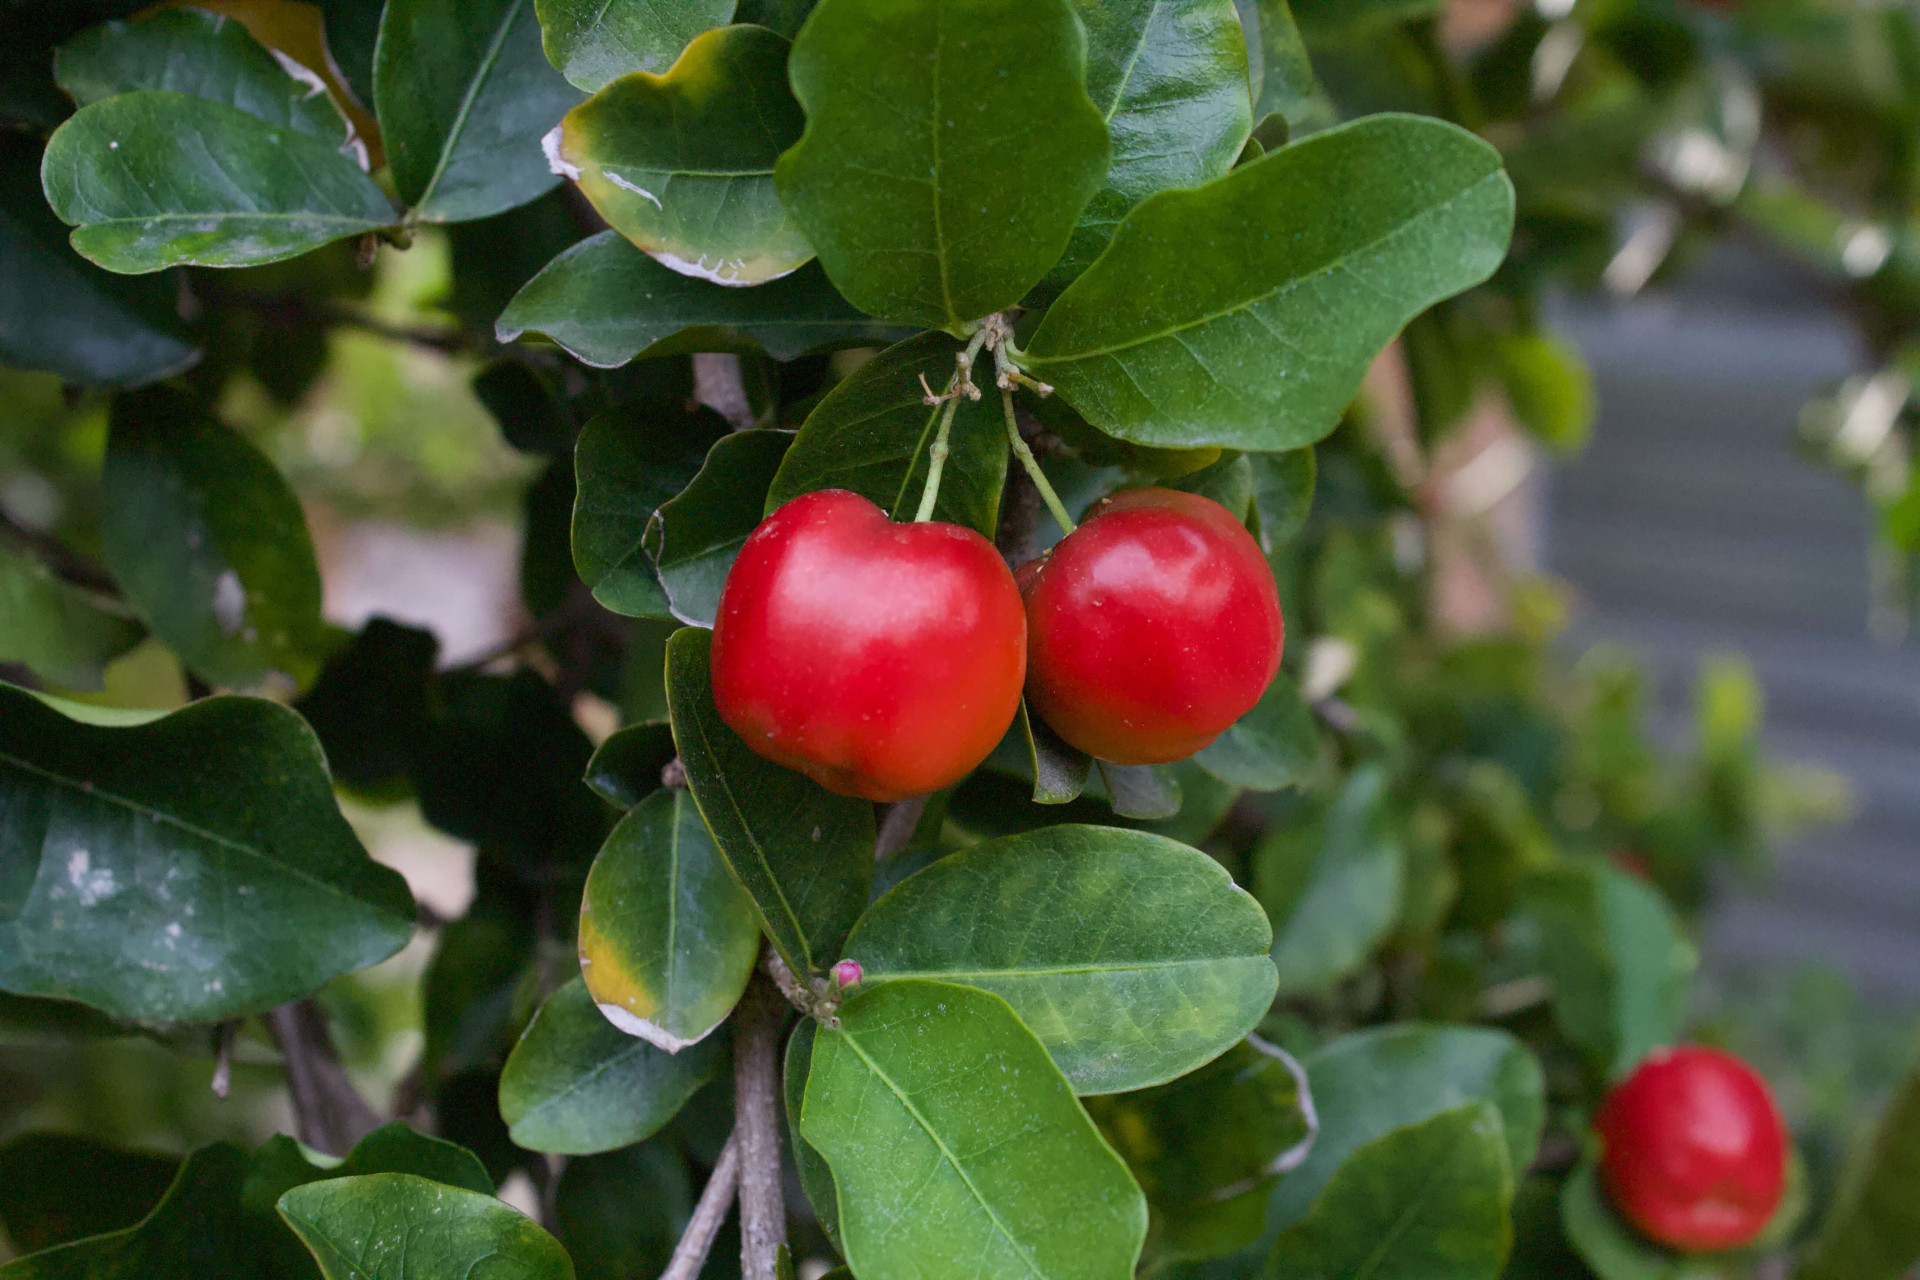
865 956 1264 981
1028 168 1506 366
0 747 383 913
834 1027 1050 1280
415 0 523 214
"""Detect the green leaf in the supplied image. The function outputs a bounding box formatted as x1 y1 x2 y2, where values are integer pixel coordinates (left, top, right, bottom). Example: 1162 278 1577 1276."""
1494 330 1596 454
294 619 438 801
1559 1160 1692 1280
1288 0 1439 38
498 233 902 367
320 0 383 108
499 975 723 1154
244 1123 496 1212
0 684 415 1024
557 24 811 285
1265 1023 1545 1237
41 91 395 272
1248 448 1315 555
0 1133 177 1254
1035 0 1252 300
784 1019 844 1253
375 0 585 222
1194 670 1317 791
419 872 535 1081
775 0 1111 331
766 332 1009 536
578 788 760 1050
1023 701 1094 804
1517 860 1697 1080
1796 1056 1920 1280
55 7 352 143
1086 1038 1314 1264
535 0 736 91
278 1173 575 1280
1166 452 1254 520
583 721 678 808
0 1144 272 1280
843 825 1276 1093
801 979 1148 1280
665 627 874 976
1024 113 1514 450
1253 765 1403 994
0 547 143 691
1099 761 1184 821
554 1142 690 1280
1246 0 1317 127
1266 1103 1515 1280
649 429 793 627
0 136 197 385
98 387 328 691
571 397 730 619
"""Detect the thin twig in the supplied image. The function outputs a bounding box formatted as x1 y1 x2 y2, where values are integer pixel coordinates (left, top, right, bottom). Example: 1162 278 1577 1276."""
876 795 931 859
661 1132 742 1280
733 973 789 1280
0 510 122 598
265 1000 382 1157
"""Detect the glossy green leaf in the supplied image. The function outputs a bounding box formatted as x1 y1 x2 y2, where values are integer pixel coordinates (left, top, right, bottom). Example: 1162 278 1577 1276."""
583 721 678 808
0 135 197 385
554 1142 690 1280
0 548 142 691
1265 1023 1545 1236
1241 0 1318 128
244 1124 496 1216
784 1019 844 1253
499 975 722 1154
1166 452 1254 520
1518 860 1697 1079
1024 702 1094 804
0 684 415 1023
498 233 900 367
1248 448 1315 555
1559 1161 1693 1280
571 397 730 618
1099 761 1184 821
844 825 1276 1093
766 332 1009 536
1036 0 1252 299
1796 1056 1920 1280
375 0 584 222
1266 1103 1514 1280
665 628 874 976
41 92 394 272
1024 113 1514 450
558 24 810 284
278 1173 575 1280
0 1133 177 1254
55 8 351 143
1194 671 1316 791
776 0 1111 331
801 980 1148 1280
1086 1038 1314 1264
1253 764 1403 994
99 387 328 690
535 0 736 91
578 788 760 1050
649 429 793 627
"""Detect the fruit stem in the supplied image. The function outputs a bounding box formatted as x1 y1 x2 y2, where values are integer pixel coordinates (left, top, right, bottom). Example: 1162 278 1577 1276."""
1000 383 1076 535
912 396 961 522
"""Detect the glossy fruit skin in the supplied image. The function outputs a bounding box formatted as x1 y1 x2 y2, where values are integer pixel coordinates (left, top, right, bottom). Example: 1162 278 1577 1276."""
1596 1045 1788 1253
710 489 1026 802
1019 487 1283 765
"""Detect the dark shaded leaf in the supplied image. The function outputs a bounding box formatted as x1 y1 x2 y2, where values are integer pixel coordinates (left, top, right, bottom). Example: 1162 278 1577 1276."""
583 721 678 809
0 1133 177 1254
649 430 793 627
1193 671 1317 791
0 547 143 692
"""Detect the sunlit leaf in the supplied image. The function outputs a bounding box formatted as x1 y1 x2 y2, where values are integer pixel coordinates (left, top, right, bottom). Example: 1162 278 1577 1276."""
278 1173 575 1280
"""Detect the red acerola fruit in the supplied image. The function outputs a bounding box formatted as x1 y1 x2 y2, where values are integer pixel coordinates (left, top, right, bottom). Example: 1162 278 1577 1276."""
710 489 1026 802
1018 487 1283 765
1596 1045 1788 1253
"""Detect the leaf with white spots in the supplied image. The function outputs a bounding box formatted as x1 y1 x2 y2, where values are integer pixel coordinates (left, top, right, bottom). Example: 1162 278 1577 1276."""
0 683 416 1025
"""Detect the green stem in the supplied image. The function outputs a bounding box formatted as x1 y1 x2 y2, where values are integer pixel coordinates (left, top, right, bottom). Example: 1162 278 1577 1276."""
1000 386 1075 534
913 397 961 522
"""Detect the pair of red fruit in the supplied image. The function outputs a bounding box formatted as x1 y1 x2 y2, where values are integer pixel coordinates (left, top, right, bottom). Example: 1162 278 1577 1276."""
709 485 1284 801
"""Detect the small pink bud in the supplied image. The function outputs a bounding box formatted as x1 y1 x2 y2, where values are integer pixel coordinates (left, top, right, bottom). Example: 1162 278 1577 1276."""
832 959 864 989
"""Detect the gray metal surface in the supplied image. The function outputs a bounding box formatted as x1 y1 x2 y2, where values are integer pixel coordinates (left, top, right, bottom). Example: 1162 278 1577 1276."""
1545 257 1920 1000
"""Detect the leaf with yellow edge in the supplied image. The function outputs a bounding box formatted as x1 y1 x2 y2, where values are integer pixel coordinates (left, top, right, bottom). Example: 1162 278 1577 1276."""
554 25 811 286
